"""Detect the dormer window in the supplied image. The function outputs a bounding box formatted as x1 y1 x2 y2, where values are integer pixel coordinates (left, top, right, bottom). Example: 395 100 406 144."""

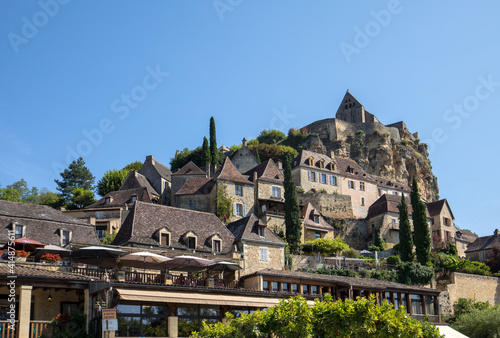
157 227 171 246
313 215 319 224
307 157 314 166
187 237 196 249
258 226 265 237
60 229 72 246
182 231 198 250
131 195 137 203
319 160 325 169
105 197 111 204
14 224 24 239
210 234 223 253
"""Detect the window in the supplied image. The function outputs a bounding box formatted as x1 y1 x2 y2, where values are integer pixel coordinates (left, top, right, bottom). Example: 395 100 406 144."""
320 173 326 184
348 180 355 189
359 182 365 191
313 215 319 224
292 283 299 293
96 226 107 239
319 161 325 169
391 219 396 228
330 176 338 186
189 200 196 210
361 197 365 206
272 282 279 292
260 248 267 261
311 285 319 294
14 225 23 239
263 281 269 291
187 237 196 249
213 240 221 253
131 196 137 203
235 204 244 216
308 171 316 182
258 226 265 237
315 232 321 239
302 285 309 294
105 197 110 204
160 233 170 246
235 185 243 196
444 217 452 226
61 230 71 246
307 157 314 166
272 187 281 198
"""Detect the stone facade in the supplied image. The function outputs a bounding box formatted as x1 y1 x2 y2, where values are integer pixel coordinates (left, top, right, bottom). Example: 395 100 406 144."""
297 193 353 219
177 188 216 214
366 212 410 248
220 180 255 222
231 139 259 174
242 242 284 275
140 155 171 205
63 207 128 238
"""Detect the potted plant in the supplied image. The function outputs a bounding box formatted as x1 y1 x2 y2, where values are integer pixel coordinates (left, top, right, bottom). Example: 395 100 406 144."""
54 312 72 327
15 250 29 262
41 253 62 264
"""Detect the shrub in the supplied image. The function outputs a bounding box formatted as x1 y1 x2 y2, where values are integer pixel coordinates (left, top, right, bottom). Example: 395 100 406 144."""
318 189 327 194
397 262 435 285
343 248 360 258
355 130 365 138
306 268 357 278
452 306 500 338
369 269 398 282
387 255 401 266
400 140 408 146
296 187 305 194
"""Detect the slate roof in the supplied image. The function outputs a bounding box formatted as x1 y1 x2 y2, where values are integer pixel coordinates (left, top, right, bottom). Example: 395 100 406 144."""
300 203 334 232
366 194 431 219
0 200 100 246
0 264 93 281
242 269 440 294
368 175 410 192
172 161 207 176
151 159 172 180
86 187 154 209
112 202 235 252
226 215 285 246
465 229 500 253
120 170 159 197
244 159 284 182
216 157 254 185
175 177 215 196
426 199 455 219
456 229 478 244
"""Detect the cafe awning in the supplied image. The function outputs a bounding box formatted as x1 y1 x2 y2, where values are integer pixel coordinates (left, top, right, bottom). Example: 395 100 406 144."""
115 288 315 308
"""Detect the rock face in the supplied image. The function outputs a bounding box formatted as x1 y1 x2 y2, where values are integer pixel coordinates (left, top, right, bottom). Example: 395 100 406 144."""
301 127 439 203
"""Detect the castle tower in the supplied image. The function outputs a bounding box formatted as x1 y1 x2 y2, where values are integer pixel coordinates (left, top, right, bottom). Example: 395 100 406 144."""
335 90 379 124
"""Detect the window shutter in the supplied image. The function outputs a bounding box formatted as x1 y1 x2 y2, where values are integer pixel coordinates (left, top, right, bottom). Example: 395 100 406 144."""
242 204 246 216
233 202 237 215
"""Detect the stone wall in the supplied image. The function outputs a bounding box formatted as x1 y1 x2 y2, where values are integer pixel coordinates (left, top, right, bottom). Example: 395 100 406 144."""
297 193 353 219
221 181 255 223
177 190 216 214
437 272 500 315
232 145 259 173
243 242 284 275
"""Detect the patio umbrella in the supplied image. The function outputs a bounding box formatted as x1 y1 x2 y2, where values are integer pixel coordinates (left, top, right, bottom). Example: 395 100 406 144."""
207 261 242 272
34 245 71 258
165 255 214 273
359 250 372 255
72 246 127 267
120 251 172 273
3 237 45 251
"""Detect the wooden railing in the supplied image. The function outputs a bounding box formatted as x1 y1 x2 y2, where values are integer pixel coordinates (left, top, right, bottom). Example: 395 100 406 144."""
70 267 109 280
124 271 164 284
0 321 17 338
30 321 51 338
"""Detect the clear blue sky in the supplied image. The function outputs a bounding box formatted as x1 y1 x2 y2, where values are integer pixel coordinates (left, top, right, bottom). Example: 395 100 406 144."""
1 1 499 236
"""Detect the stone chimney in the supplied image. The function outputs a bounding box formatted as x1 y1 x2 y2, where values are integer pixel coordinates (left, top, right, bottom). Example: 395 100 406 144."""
253 171 258 182
276 159 282 170
175 150 180 157
495 229 499 237
206 163 211 178
330 150 335 159
242 138 247 147
146 155 155 165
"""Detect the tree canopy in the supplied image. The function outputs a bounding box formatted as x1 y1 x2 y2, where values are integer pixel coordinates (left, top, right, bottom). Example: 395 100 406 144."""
170 147 224 173
96 169 128 197
256 129 286 145
210 116 218 165
54 157 95 203
66 187 95 210
304 238 349 256
0 179 61 207
201 136 211 166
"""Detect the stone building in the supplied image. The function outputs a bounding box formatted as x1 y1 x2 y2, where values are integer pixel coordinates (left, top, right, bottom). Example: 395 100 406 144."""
335 90 380 124
171 161 209 205
226 215 285 275
139 155 172 205
465 229 500 262
300 202 335 242
231 138 259 173
426 199 462 253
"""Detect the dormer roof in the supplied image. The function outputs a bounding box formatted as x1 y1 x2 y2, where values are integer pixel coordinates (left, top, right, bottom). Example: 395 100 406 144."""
216 157 254 185
171 161 207 176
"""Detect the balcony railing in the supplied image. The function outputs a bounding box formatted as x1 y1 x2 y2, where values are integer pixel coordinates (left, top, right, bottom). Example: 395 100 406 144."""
0 320 17 338
30 321 51 338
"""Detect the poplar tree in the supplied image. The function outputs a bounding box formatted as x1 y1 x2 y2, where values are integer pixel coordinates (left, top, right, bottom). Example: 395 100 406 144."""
283 155 301 254
398 194 414 262
201 136 211 166
411 176 431 265
209 117 218 165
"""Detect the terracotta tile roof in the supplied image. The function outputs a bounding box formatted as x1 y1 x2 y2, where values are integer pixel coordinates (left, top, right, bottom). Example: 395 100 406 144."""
216 157 254 185
171 161 207 176
366 194 430 219
426 199 455 219
242 269 440 294
112 202 235 252
0 264 94 281
86 187 154 209
226 215 285 246
300 203 333 232
175 178 215 196
465 229 500 253
119 170 159 197
244 159 284 182
0 200 100 246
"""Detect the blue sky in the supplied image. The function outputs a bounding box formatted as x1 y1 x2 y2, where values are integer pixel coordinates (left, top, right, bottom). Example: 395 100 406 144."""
1 1 499 236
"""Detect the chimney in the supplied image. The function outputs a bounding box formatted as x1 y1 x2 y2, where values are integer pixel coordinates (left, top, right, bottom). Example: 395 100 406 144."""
330 150 335 159
276 160 282 170
495 229 499 237
175 150 180 157
206 163 211 178
242 138 247 147
146 155 155 165
253 171 258 182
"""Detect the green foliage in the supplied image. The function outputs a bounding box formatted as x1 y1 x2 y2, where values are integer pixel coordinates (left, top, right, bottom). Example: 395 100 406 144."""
400 140 408 146
442 256 490 275
192 295 442 338
304 238 349 256
369 269 398 282
170 147 224 172
397 262 435 285
96 169 127 197
372 228 385 252
254 147 261 163
249 143 297 164
256 129 286 145
307 268 357 278
41 310 91 338
210 116 218 165
283 155 301 254
451 306 500 337
296 187 305 194
216 183 232 222
67 187 95 210
387 255 401 266
0 180 61 207
454 298 491 318
355 130 365 138
54 157 95 203
280 128 310 152
440 242 458 256
411 176 431 265
100 230 117 245
392 243 400 254
398 194 414 262
201 136 211 166
122 161 143 172
486 245 500 273
368 245 382 252
343 247 360 258
318 188 327 194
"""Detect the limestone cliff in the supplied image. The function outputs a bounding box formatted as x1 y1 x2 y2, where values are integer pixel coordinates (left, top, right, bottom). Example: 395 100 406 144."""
302 129 439 202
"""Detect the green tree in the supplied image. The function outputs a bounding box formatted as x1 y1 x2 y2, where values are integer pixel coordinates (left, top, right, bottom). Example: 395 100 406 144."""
248 143 297 164
411 176 431 265
283 155 301 254
96 169 128 197
122 161 143 172
305 238 349 256
201 136 211 166
398 194 414 262
254 147 261 163
397 261 434 285
216 183 232 222
371 228 385 252
67 187 95 210
209 116 218 165
37 188 63 207
170 147 224 173
452 306 500 337
100 230 117 245
256 129 286 145
0 179 38 203
54 157 95 203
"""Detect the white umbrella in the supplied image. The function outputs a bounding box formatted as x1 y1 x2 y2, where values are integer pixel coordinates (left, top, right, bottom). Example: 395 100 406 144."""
359 250 373 255
165 255 214 273
120 251 172 272
34 245 71 258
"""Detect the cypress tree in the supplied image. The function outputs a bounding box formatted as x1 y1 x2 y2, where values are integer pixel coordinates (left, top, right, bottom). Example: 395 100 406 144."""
209 117 217 165
201 136 211 166
411 176 431 265
255 147 261 163
398 193 414 262
283 155 301 254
